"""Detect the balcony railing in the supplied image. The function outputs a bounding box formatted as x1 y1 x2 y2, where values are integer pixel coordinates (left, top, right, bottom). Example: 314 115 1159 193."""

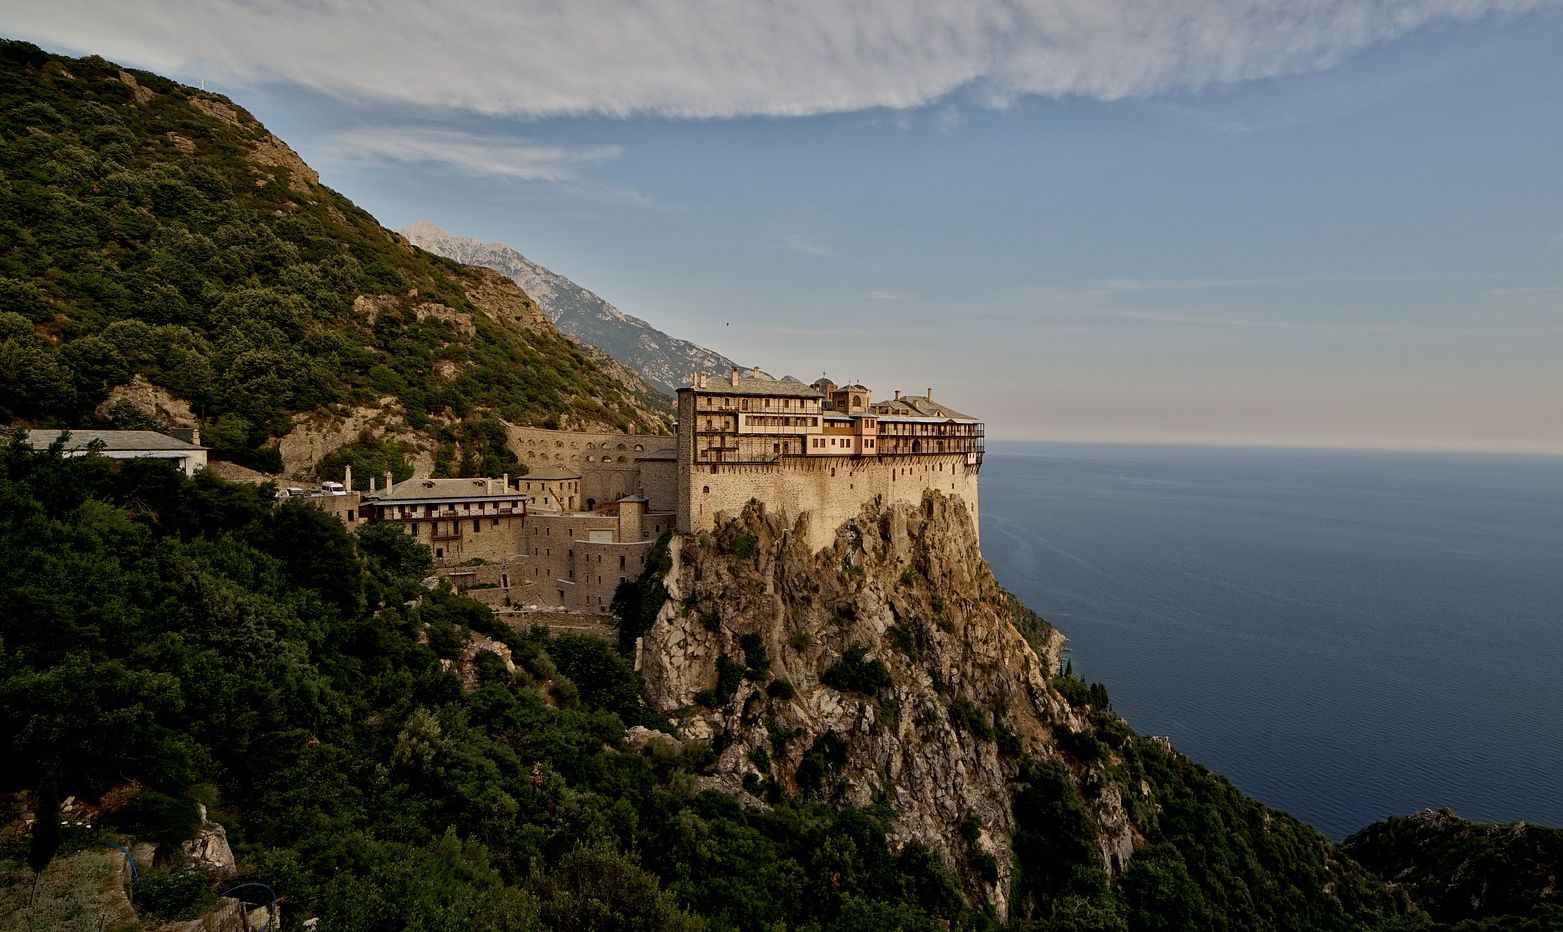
383 505 522 520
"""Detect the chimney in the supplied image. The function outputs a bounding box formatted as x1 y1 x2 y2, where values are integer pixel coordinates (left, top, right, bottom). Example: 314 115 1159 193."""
384 470 393 491
344 464 353 491
502 473 510 491
926 387 933 401
369 475 377 494
893 389 901 401
698 372 708 389
730 366 740 387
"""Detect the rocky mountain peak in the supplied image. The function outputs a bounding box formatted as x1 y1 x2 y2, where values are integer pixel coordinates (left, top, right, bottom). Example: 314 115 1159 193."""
402 220 747 396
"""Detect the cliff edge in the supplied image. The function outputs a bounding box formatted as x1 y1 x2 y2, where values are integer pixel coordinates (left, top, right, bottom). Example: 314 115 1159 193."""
631 493 1397 925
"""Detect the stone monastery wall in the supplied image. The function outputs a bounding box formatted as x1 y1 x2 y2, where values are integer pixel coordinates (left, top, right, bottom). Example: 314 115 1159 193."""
507 425 677 511
681 453 978 551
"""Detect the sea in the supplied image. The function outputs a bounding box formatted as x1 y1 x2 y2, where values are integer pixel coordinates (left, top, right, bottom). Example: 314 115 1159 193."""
979 442 1563 840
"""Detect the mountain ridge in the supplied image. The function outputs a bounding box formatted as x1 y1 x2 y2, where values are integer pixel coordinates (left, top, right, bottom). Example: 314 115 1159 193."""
401 219 746 396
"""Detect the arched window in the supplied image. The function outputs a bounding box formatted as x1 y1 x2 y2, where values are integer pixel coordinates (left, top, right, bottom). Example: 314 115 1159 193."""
703 486 710 494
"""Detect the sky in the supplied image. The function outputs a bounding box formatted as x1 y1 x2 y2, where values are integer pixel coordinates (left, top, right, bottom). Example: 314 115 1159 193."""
5 1 1562 452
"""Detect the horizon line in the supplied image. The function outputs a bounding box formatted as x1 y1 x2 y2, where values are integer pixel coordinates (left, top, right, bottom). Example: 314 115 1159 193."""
986 434 1563 458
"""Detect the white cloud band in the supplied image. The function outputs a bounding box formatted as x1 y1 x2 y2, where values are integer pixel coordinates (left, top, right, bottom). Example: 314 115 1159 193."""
321 127 622 181
5 0 1551 118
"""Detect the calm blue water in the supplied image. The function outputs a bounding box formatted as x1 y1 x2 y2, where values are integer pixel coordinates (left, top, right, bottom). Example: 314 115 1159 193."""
980 442 1563 840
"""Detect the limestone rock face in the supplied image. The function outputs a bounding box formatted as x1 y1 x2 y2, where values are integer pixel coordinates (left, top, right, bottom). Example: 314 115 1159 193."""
97 374 199 429
276 399 412 480
182 803 236 876
637 493 1137 918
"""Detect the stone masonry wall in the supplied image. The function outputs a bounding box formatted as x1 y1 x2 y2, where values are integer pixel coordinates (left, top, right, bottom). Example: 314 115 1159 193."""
518 510 676 613
507 425 676 510
682 453 979 551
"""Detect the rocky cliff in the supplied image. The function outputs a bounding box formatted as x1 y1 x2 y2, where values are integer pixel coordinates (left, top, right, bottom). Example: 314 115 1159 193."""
631 493 1400 925
636 493 1134 917
401 220 745 396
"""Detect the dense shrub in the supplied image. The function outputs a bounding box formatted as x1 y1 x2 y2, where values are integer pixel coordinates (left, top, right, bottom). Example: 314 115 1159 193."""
133 865 216 919
726 531 759 558
821 646 892 696
948 697 995 741
545 633 647 725
738 632 770 678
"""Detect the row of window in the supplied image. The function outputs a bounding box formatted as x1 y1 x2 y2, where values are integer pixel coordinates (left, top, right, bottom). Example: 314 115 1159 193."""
384 500 522 519
697 395 822 413
406 516 505 537
522 437 649 452
810 437 875 449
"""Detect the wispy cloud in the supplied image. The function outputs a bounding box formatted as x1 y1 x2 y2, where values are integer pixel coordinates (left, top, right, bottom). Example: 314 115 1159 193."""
320 126 622 182
864 290 905 300
9 0 1552 119
783 234 835 257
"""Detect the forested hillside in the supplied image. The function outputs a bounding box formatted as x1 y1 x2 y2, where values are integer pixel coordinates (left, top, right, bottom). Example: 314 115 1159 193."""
0 437 980 930
1344 809 1563 929
0 436 1429 931
0 41 667 474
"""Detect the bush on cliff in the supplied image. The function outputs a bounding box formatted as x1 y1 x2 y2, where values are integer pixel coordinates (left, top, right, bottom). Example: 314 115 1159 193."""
821 646 892 696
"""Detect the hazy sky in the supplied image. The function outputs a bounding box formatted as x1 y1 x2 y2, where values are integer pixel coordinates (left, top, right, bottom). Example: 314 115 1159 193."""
7 1 1562 452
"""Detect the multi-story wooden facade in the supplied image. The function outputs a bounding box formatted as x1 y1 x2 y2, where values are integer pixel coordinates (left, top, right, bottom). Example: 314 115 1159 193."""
677 370 984 548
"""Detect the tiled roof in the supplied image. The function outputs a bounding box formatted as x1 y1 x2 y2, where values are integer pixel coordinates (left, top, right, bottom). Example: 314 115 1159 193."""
20 429 204 451
374 477 519 501
871 396 978 421
524 465 583 480
680 376 822 399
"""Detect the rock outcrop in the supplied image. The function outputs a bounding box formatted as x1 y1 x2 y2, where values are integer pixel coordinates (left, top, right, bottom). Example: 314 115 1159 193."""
182 803 236 876
97 374 199 429
636 492 1136 917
